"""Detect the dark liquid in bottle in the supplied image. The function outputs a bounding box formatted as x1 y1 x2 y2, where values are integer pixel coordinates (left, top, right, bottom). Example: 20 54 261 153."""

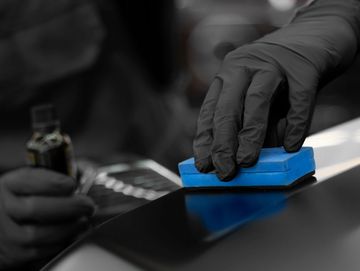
27 132 76 178
26 104 76 178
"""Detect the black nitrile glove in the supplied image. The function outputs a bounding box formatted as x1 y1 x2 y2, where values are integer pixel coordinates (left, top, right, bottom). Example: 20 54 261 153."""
0 168 95 269
194 0 360 181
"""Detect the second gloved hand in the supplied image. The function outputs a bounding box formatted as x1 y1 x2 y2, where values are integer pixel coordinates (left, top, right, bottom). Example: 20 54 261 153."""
193 0 359 181
0 168 95 269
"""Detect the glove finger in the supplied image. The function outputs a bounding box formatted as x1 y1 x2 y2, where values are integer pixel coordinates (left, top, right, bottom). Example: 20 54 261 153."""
212 67 251 181
263 80 289 147
21 219 89 247
284 80 317 152
23 243 72 264
3 168 76 196
5 194 95 223
1 242 67 268
194 79 222 172
263 118 287 147
237 70 283 166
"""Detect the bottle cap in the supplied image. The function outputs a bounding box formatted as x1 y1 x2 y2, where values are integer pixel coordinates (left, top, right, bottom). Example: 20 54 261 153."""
31 104 60 133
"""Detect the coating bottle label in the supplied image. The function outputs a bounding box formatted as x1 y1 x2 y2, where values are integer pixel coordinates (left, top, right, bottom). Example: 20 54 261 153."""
26 134 77 179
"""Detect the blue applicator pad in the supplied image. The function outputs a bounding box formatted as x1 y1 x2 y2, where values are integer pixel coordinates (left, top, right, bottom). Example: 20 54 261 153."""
178 147 316 189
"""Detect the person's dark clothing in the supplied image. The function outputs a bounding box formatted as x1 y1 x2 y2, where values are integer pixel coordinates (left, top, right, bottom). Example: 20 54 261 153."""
0 0 192 172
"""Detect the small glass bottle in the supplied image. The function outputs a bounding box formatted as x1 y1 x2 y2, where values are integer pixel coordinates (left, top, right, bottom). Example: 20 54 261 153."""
26 104 77 179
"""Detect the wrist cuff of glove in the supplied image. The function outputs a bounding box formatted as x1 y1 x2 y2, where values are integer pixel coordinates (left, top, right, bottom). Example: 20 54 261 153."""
257 0 359 77
294 0 360 49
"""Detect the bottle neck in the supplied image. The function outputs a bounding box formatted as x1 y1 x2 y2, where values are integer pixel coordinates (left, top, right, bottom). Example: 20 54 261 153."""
33 123 61 135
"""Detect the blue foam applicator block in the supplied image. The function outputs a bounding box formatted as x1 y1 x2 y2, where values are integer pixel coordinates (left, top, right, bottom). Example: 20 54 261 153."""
178 147 316 188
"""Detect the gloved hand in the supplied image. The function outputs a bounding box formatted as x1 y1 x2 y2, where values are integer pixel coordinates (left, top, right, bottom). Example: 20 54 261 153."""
194 0 360 181
0 168 95 269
